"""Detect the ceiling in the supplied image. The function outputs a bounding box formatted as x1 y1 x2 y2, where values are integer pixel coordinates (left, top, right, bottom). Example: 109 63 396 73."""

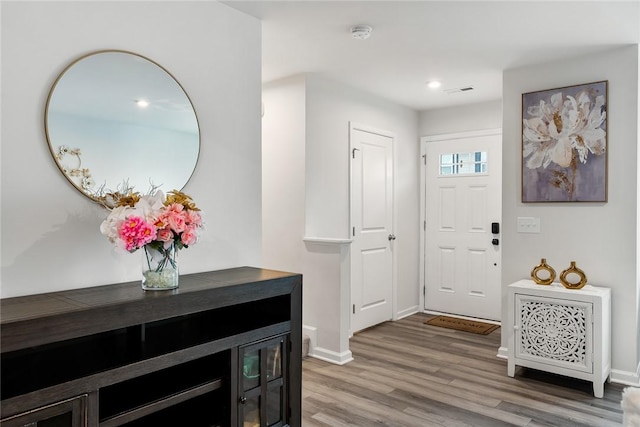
221 0 640 111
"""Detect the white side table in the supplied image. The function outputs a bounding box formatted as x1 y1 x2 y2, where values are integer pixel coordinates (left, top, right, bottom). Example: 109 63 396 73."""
507 279 611 397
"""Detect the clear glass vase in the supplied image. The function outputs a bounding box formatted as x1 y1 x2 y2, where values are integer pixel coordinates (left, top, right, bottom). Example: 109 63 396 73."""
141 244 178 291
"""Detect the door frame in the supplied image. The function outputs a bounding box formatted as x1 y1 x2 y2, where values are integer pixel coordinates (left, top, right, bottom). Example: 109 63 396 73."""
349 121 397 336
419 128 502 314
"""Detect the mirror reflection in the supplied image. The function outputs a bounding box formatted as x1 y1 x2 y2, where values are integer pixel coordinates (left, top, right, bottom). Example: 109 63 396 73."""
45 50 200 205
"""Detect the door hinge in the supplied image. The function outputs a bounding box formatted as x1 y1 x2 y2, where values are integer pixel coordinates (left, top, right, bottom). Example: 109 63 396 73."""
423 286 426 297
423 220 426 231
353 304 356 314
353 226 355 237
422 154 426 165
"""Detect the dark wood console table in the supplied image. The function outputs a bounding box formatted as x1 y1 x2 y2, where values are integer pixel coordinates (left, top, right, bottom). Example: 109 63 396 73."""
0 267 302 427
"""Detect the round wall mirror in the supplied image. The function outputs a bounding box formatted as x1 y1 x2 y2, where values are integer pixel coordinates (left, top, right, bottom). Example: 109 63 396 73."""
45 50 200 206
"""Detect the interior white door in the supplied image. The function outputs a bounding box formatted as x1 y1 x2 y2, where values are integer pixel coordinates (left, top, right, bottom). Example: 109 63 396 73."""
350 124 394 334
422 130 502 321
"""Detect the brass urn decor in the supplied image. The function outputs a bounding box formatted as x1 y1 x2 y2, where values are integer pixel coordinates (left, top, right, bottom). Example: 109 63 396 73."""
531 258 556 285
560 261 588 290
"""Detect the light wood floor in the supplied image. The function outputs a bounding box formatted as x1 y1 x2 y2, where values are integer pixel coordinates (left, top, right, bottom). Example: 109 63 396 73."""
302 313 625 427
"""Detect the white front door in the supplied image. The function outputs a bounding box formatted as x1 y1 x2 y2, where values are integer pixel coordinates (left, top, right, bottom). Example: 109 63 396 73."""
421 129 502 321
350 123 394 333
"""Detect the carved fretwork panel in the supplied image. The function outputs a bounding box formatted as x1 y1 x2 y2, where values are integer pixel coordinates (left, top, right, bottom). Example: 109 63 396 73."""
515 296 592 372
507 281 611 398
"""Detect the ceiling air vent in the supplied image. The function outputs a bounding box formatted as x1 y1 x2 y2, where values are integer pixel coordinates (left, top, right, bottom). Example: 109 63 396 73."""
444 86 475 94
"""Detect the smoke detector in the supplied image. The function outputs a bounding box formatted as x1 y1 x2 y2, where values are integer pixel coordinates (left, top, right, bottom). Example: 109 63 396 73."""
351 25 373 40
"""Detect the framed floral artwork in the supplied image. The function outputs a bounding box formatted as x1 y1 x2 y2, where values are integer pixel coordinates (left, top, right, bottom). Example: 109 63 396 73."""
521 81 608 202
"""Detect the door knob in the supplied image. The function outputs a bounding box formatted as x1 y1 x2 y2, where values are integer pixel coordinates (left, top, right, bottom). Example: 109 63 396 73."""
388 234 396 241
239 396 247 404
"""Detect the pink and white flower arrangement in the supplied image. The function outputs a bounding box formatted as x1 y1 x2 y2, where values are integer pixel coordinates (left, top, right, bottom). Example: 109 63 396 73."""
100 189 203 255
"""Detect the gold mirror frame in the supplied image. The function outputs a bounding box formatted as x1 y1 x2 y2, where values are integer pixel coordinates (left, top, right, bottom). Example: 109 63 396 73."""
45 50 200 206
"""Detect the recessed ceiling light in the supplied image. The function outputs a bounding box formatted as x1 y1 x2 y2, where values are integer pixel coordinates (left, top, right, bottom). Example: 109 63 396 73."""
351 25 373 40
136 99 149 108
427 81 442 89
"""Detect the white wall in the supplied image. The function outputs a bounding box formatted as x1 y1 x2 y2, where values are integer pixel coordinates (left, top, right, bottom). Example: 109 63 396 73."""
502 46 640 384
305 74 421 318
637 47 640 370
262 73 420 363
1 1 262 297
419 100 502 136
262 75 307 275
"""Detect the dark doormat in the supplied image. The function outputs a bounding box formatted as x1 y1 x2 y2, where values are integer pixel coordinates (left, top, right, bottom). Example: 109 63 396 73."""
424 315 500 335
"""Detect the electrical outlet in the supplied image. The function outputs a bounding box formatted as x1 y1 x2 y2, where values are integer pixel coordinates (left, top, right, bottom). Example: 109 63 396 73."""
517 217 540 233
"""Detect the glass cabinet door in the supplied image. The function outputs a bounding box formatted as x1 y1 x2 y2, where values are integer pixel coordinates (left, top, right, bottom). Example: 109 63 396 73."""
0 395 87 427
238 335 288 427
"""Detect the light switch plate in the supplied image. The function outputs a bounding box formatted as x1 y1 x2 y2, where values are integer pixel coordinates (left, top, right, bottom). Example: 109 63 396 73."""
517 217 540 233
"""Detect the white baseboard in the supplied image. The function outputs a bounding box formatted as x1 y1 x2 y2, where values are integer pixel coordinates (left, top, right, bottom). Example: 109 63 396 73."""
309 346 354 365
611 363 640 387
497 346 508 359
302 324 317 351
396 306 420 320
